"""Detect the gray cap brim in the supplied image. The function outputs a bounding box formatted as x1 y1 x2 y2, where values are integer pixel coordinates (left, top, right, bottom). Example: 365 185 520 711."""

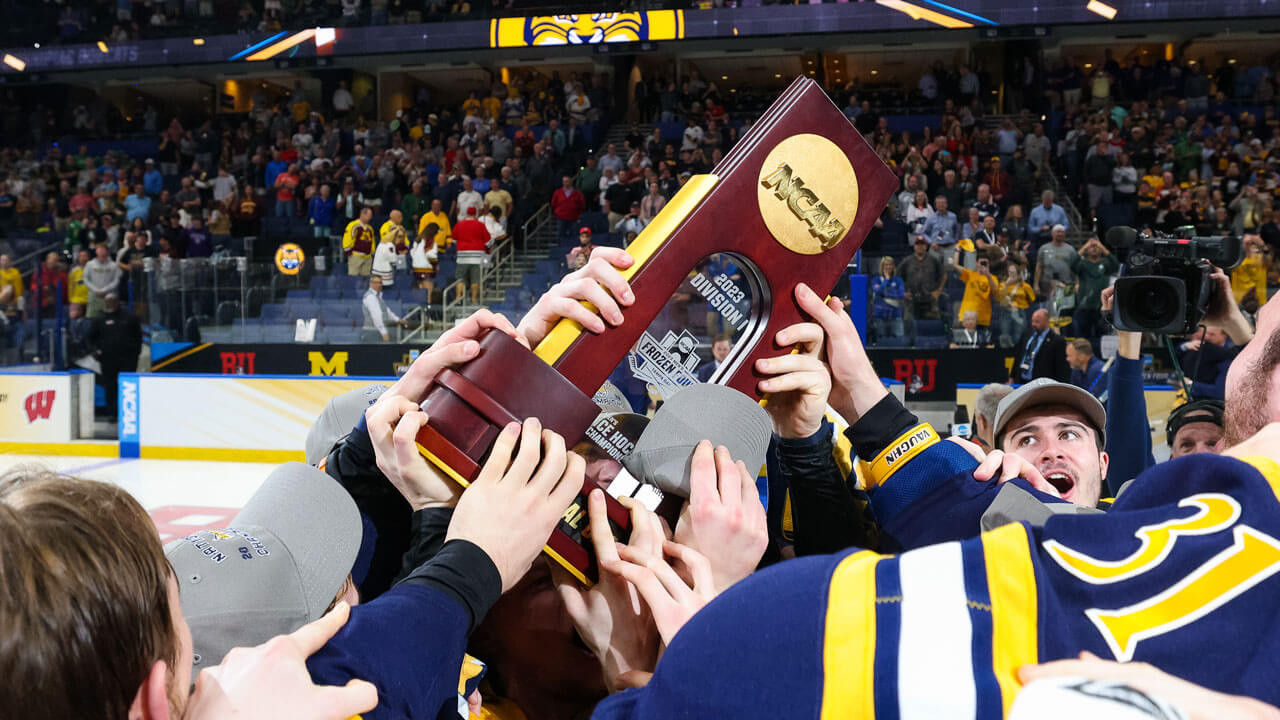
167 462 362 671
993 378 1107 448
622 384 771 497
305 383 390 465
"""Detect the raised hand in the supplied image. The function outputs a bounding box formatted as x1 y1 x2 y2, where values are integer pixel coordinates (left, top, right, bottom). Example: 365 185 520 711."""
614 539 719 647
755 321 832 439
517 247 636 346
673 441 768 594
446 418 585 592
554 489 662 692
947 436 1056 497
793 282 887 424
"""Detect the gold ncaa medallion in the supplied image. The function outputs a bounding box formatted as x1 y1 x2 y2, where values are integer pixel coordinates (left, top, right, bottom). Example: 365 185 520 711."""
757 134 859 255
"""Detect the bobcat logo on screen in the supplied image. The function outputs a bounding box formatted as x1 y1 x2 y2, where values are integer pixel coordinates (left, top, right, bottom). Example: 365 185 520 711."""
490 10 684 47
24 390 55 423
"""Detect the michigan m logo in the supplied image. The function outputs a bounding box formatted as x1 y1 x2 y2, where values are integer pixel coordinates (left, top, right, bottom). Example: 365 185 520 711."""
309 352 349 376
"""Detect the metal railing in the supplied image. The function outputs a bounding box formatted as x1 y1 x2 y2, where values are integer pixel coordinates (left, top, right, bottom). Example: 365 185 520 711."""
520 204 552 255
398 305 429 345
440 204 553 324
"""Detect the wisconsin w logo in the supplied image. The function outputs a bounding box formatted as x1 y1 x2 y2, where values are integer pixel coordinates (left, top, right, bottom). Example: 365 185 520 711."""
24 390 55 423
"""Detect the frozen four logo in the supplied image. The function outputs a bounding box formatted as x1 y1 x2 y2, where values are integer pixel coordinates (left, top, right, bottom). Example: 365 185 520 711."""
628 330 701 400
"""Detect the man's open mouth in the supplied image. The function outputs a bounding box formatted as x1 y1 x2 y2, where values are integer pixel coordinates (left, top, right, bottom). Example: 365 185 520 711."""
1042 469 1076 498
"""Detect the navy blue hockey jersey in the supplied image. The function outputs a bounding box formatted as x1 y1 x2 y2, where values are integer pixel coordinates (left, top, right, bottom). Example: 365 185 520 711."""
595 446 1280 719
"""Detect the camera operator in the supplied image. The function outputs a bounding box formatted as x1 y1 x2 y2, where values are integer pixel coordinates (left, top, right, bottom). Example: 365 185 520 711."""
1101 254 1255 491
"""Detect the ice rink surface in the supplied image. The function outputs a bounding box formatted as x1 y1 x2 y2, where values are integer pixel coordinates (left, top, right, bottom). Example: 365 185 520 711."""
0 454 274 543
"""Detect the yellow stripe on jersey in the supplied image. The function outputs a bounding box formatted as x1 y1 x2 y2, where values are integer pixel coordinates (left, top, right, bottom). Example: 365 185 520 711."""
864 424 940 488
1237 456 1280 503
982 522 1039 716
820 550 881 720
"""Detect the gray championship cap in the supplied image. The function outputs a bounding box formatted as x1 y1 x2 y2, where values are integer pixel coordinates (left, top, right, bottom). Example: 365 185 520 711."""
992 378 1107 448
622 383 772 498
166 462 362 672
305 382 390 465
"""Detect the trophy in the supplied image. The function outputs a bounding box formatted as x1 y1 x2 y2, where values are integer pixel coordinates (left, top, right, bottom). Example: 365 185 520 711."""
417 76 897 583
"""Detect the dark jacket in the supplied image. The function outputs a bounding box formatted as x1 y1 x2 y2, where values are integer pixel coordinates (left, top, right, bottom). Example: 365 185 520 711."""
86 308 142 365
1012 327 1070 383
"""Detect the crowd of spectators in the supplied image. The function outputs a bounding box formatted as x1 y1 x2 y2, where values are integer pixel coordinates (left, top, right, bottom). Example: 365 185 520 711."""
855 51 1279 388
0 65 612 378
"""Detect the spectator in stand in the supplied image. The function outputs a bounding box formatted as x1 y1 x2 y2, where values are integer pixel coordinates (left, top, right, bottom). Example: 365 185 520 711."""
603 176 631 232
181 215 214 258
485 179 513 226
1023 122 1052 171
922 195 959 263
983 156 1012 206
359 275 405 342
87 294 141 417
411 223 440 297
1067 337 1106 397
950 310 990 348
143 158 163 196
1231 234 1272 306
343 207 376 276
997 261 1035 347
483 206 507 245
959 207 984 242
898 235 945 333
1012 307 1070 383
454 177 483 222
904 190 934 235
640 182 666 222
614 201 647 236
31 252 68 319
573 156 602 210
897 175 923 218
1083 138 1116 213
870 256 905 341
124 184 152 225
67 248 90 313
1029 189 1070 244
970 183 999 220
419 198 452 249
84 244 121 318
1069 235 1118 352
371 228 399 289
551 175 587 243
1035 224 1076 309
951 253 996 334
274 163 300 217
1000 203 1027 245
380 209 411 256
566 227 595 271
453 205 489 305
308 183 336 238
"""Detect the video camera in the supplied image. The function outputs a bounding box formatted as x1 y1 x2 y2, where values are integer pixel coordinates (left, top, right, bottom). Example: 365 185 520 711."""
1105 226 1243 334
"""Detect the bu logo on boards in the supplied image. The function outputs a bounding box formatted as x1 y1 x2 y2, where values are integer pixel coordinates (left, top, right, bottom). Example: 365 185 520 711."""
23 390 55 423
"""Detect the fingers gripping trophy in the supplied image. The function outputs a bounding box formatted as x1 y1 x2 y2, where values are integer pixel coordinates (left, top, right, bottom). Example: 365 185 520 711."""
414 78 898 583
